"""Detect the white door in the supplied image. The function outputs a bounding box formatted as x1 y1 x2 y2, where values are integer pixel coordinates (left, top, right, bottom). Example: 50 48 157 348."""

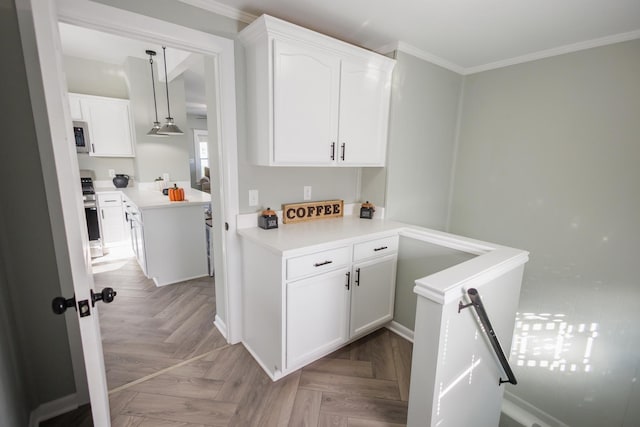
350 255 397 338
286 268 350 368
29 2 111 424
29 1 241 425
273 38 340 165
337 59 392 166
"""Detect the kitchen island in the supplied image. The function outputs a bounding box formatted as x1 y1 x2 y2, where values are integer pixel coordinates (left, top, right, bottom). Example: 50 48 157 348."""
100 185 211 286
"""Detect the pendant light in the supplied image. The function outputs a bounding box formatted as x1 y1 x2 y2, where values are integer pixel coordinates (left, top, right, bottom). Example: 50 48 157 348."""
145 49 168 137
158 46 184 135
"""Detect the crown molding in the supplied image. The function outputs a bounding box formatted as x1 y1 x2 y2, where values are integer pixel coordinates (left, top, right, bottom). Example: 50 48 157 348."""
378 29 640 76
465 29 640 74
178 0 257 24
383 41 467 75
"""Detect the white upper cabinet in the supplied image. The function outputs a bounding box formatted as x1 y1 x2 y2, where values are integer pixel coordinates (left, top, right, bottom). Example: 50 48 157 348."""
240 15 395 167
69 93 136 157
273 39 340 165
338 59 392 166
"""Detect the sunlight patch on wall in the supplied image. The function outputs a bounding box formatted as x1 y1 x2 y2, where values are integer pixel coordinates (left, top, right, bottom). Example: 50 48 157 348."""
511 312 598 373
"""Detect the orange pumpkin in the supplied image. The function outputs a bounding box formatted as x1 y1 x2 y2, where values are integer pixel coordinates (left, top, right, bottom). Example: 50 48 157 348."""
168 184 185 201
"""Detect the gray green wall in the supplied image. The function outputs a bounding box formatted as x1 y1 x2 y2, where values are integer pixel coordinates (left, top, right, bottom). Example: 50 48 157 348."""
362 50 463 230
450 40 640 427
394 237 476 330
0 235 29 427
2 0 77 422
124 56 191 183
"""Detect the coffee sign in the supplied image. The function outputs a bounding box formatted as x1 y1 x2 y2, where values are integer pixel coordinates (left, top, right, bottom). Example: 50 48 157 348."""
282 200 344 224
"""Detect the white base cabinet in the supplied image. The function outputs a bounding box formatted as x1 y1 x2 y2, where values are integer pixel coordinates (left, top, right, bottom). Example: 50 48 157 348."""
97 192 127 246
123 195 207 286
350 254 397 338
241 232 398 380
286 267 350 368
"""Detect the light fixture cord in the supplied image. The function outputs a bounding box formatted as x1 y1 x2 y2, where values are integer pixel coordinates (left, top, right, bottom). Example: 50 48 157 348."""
162 46 171 118
149 54 160 123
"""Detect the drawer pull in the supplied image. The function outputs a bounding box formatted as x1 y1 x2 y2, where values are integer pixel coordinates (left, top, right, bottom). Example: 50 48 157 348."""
314 260 333 267
373 246 388 252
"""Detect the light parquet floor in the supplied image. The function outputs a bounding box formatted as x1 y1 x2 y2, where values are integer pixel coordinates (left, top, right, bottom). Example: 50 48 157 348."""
41 254 413 427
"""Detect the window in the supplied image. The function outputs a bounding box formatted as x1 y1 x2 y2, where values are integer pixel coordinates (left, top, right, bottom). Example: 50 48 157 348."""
194 129 209 180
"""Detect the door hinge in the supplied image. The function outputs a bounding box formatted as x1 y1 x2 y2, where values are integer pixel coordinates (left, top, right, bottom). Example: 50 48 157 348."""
225 222 229 231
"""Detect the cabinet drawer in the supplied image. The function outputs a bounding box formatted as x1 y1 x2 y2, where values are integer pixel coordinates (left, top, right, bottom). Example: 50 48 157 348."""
97 193 122 207
287 246 350 281
353 235 398 262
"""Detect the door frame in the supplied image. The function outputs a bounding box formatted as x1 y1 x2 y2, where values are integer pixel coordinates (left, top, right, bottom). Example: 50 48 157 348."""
24 0 241 424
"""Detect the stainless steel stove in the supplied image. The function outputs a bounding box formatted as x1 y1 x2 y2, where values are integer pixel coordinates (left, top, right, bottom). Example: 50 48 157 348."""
80 170 103 258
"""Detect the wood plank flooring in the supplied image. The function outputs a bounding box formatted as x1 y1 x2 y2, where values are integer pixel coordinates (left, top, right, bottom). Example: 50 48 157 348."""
41 254 413 426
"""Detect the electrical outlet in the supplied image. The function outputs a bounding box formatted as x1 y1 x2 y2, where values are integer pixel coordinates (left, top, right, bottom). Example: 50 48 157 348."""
249 189 259 207
162 173 170 181
108 169 115 178
304 186 312 200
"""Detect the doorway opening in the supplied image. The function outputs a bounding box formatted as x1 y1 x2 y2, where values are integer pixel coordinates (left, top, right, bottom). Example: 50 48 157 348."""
58 20 230 397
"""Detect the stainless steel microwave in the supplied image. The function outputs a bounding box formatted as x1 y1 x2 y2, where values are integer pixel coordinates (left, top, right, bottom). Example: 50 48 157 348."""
73 120 91 153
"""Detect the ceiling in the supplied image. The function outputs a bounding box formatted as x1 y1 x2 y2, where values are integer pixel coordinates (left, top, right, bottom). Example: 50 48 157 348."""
58 23 207 115
57 0 640 110
181 0 640 73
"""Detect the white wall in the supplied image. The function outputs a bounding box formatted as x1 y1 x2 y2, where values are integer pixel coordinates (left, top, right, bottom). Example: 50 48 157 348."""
450 40 640 427
125 56 191 183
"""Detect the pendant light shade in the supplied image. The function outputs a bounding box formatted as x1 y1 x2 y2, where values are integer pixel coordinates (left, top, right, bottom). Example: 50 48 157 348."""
145 49 168 137
158 46 184 135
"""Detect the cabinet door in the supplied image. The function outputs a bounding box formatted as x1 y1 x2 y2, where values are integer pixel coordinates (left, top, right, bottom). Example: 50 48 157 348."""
133 219 147 275
273 39 340 165
83 97 135 157
337 59 392 166
350 254 397 338
100 205 126 245
68 94 83 120
286 267 350 368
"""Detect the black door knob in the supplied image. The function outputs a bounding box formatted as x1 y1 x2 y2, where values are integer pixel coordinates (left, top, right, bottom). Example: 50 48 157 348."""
52 295 76 315
91 287 117 307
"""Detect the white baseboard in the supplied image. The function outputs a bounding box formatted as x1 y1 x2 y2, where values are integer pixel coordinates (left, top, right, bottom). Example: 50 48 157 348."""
29 393 79 427
386 320 414 342
214 314 228 340
502 390 570 427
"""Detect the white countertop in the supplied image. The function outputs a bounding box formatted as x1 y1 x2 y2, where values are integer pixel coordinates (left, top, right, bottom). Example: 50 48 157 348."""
96 186 211 209
238 213 530 304
237 215 407 255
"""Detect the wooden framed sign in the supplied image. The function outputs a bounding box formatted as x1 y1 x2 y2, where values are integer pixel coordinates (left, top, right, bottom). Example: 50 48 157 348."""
282 200 344 224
